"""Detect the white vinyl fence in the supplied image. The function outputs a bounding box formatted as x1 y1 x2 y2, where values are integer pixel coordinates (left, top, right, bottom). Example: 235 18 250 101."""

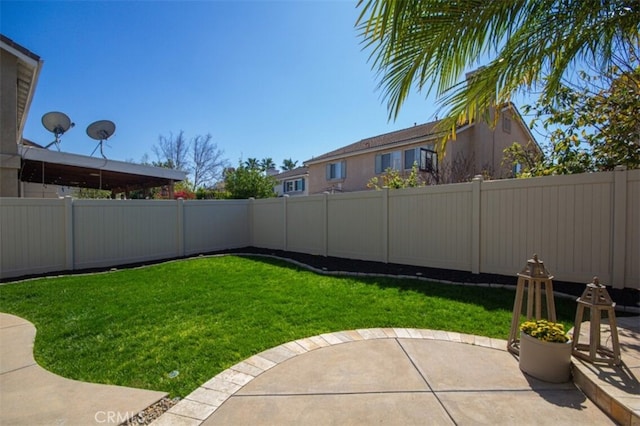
1 198 250 278
1 168 638 289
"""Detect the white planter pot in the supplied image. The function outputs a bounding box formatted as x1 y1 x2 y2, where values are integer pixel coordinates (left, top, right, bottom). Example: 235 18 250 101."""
519 332 572 383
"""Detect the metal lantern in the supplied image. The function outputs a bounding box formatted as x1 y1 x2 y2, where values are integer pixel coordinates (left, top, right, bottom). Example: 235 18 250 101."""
572 277 621 365
507 254 558 355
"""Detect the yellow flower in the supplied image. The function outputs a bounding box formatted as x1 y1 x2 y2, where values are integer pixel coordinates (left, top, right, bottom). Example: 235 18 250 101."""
520 319 569 343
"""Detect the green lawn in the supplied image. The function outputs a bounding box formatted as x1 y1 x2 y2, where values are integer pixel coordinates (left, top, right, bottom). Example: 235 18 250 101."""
0 255 577 397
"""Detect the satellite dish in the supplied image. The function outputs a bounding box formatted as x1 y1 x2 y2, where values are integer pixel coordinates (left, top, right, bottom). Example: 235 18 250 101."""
42 111 74 150
86 120 116 159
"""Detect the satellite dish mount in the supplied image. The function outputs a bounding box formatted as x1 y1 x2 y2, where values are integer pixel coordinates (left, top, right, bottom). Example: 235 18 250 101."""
42 112 74 150
86 120 116 159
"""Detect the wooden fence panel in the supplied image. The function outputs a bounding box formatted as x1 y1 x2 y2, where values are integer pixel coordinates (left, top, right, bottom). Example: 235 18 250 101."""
0 198 67 278
388 184 473 270
480 173 613 283
285 195 326 255
251 198 285 250
327 191 384 262
73 200 178 269
625 169 640 289
1 170 638 289
183 200 250 256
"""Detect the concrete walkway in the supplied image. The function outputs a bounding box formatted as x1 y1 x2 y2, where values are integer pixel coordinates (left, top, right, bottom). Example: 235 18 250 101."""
0 313 167 426
153 326 637 426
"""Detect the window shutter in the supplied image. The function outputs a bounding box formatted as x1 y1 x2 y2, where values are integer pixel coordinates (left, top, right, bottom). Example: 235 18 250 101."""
301 179 305 191
341 161 346 178
326 164 331 180
375 155 382 174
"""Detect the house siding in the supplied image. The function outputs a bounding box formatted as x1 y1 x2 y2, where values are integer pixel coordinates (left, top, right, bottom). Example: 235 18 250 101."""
306 107 534 194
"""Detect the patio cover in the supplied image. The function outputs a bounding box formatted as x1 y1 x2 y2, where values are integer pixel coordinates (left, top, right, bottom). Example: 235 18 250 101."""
19 145 186 194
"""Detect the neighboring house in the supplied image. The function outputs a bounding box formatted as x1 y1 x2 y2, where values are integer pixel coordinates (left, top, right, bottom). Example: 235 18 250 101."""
0 34 41 197
304 104 538 194
273 167 309 197
0 34 186 198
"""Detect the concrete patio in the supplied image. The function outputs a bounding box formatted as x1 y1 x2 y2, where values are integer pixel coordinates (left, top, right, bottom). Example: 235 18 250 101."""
155 318 639 426
1 312 637 425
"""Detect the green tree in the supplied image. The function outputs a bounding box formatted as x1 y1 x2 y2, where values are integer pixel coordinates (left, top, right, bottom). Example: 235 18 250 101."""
74 188 112 199
224 164 277 199
244 158 260 170
260 157 276 172
504 63 640 176
357 0 639 148
281 158 298 171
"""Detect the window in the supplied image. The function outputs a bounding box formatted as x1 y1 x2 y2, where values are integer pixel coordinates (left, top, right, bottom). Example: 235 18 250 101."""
503 114 512 133
419 148 437 173
512 163 522 176
404 148 416 170
284 178 305 193
326 161 346 180
375 151 401 174
404 147 437 172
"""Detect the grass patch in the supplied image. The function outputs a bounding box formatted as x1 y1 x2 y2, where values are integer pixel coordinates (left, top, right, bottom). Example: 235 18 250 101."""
0 255 577 397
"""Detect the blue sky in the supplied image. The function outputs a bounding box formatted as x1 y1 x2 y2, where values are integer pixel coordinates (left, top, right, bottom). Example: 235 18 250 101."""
2 0 497 174
2 0 446 171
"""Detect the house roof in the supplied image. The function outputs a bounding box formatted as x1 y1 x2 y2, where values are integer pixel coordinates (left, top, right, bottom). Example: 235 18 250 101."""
305 120 442 165
2 35 186 195
20 145 186 193
0 34 43 142
274 166 308 181
304 103 537 165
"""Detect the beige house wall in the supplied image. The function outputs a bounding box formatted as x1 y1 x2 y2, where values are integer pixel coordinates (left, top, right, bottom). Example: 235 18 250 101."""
0 49 20 197
455 108 532 179
307 108 534 194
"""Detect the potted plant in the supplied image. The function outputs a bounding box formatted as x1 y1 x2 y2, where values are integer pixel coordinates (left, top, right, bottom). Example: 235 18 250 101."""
519 319 572 383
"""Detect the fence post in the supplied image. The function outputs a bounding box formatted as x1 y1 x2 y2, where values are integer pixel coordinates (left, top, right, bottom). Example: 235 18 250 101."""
323 192 329 257
382 187 389 264
283 195 289 252
63 196 74 271
176 198 185 257
248 198 255 247
471 175 483 274
611 166 627 289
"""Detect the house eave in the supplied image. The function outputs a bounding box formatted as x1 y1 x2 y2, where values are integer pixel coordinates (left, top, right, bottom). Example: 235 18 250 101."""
1 35 44 143
304 123 473 166
19 145 187 192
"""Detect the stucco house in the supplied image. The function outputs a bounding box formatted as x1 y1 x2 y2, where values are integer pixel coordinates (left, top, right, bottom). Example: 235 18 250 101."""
0 34 186 198
304 104 537 194
273 167 309 197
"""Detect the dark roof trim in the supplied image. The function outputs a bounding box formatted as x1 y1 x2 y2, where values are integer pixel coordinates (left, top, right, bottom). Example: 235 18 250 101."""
0 34 41 62
274 166 308 180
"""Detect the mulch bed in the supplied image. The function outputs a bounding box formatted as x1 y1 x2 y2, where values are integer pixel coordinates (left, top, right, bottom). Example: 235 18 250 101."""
3 246 638 309
223 247 639 310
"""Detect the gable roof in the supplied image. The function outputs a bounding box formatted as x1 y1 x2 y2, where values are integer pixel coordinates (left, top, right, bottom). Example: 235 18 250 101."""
1 34 43 141
304 103 536 166
274 166 308 181
305 120 443 165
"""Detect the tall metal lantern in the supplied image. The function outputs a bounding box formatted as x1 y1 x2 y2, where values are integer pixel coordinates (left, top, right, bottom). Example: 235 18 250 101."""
507 254 557 355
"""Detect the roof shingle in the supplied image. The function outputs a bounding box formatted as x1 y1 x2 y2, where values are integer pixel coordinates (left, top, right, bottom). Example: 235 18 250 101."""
305 120 441 164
